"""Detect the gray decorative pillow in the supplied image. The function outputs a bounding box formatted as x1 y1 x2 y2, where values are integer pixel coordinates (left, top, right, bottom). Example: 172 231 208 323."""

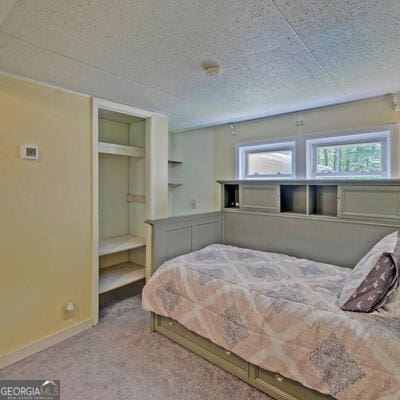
339 231 400 312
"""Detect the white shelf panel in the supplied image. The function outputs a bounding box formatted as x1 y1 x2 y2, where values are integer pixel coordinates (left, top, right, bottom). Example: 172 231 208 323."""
99 262 145 294
168 160 182 166
98 142 144 158
99 234 146 256
168 183 182 188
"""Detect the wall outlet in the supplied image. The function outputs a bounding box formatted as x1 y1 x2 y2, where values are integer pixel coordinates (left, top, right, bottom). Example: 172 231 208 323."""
63 301 75 319
191 199 197 209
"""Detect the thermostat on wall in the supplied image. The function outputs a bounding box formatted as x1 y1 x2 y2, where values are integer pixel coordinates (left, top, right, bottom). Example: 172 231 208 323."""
21 144 40 160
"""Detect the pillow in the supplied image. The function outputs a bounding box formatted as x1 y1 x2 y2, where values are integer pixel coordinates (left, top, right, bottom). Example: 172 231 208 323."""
377 283 400 319
339 231 400 312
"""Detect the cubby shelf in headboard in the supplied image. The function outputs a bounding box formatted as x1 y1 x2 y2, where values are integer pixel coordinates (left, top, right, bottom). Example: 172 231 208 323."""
218 179 400 224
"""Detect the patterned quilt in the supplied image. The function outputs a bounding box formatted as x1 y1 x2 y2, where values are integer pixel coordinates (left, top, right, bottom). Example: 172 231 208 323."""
142 244 400 400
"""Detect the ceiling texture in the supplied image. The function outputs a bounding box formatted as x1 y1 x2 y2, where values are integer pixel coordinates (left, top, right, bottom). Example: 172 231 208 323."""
0 0 399 131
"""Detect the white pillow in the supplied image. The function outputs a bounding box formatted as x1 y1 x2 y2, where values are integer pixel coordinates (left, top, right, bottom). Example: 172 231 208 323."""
338 231 399 311
378 284 400 319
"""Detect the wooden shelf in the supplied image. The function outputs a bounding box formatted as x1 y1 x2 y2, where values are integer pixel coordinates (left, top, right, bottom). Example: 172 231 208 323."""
224 184 239 208
308 185 338 216
99 262 145 294
98 142 144 158
168 183 182 188
99 234 146 256
127 193 146 203
168 160 183 166
280 185 307 214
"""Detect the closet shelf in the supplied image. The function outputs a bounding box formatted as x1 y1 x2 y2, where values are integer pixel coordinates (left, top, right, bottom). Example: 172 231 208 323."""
127 193 146 203
99 234 146 256
99 262 145 294
168 160 183 166
168 183 182 188
98 142 145 158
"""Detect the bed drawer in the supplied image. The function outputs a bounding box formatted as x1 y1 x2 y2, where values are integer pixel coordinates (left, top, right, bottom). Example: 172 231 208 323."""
253 367 332 400
156 316 249 379
155 315 332 400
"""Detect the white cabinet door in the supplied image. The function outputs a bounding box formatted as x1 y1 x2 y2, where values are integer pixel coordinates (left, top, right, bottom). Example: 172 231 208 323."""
338 185 400 222
239 185 280 212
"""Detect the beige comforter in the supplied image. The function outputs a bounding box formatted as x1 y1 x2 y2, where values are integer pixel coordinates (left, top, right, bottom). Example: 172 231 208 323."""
142 244 400 400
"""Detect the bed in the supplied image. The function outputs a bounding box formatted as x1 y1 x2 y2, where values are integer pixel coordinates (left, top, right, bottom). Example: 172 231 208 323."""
143 243 400 400
143 210 400 400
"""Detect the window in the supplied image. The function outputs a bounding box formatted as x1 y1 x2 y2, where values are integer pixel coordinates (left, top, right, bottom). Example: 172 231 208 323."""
306 131 392 179
236 125 397 180
237 141 295 179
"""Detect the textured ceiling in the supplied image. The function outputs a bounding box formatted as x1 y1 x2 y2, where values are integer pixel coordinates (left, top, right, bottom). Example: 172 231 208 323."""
0 0 399 131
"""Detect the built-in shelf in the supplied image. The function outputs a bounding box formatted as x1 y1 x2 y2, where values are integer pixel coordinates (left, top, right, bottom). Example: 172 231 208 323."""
98 142 145 158
224 184 240 208
308 185 338 216
99 234 146 256
280 185 307 214
127 193 146 203
220 181 341 218
99 262 145 294
168 160 183 166
168 160 183 189
168 183 182 188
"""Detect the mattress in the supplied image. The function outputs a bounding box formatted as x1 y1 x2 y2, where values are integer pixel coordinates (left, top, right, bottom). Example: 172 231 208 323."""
142 244 400 400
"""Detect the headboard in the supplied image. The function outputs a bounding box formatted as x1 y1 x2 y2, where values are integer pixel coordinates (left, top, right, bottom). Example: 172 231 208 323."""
146 210 399 274
223 211 398 268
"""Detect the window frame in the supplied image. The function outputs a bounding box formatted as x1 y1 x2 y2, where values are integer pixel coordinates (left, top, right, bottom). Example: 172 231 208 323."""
305 128 396 179
235 125 398 181
237 139 296 180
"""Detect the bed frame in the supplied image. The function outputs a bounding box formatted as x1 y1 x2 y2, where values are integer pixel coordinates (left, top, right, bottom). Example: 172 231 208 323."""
146 180 400 400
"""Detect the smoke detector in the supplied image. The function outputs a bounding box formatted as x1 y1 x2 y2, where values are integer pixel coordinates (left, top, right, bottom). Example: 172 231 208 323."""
203 64 221 77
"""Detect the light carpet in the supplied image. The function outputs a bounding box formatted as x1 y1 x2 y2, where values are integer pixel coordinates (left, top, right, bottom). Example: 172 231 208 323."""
0 295 271 400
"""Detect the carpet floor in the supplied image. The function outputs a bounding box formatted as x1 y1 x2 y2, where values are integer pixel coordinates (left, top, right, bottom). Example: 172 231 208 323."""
0 295 271 400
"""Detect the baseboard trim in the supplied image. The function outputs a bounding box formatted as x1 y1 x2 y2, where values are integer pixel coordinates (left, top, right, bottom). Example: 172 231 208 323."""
0 319 93 369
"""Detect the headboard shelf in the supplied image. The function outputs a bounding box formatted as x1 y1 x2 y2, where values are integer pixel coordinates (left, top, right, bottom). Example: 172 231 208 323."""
280 184 307 214
218 179 400 185
219 180 400 224
308 185 338 216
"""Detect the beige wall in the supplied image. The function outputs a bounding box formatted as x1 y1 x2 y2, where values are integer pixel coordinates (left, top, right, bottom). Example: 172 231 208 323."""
0 75 92 357
169 129 214 215
170 96 400 212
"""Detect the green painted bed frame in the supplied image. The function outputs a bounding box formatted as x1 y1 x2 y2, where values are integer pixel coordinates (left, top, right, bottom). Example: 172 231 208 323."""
146 180 400 400
150 313 332 400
